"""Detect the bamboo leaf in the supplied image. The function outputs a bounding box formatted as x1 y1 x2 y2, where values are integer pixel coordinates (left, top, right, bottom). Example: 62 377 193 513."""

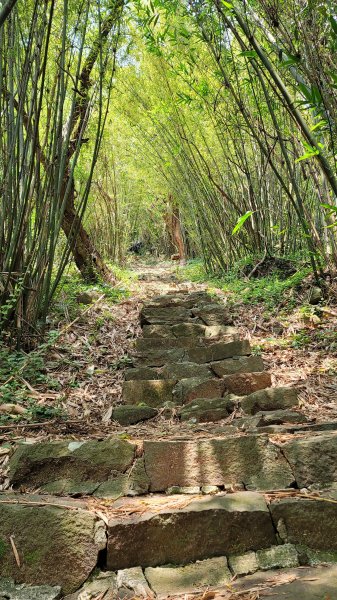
232 211 254 235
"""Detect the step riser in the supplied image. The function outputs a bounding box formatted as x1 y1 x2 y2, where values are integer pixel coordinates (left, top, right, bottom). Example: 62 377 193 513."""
107 493 276 570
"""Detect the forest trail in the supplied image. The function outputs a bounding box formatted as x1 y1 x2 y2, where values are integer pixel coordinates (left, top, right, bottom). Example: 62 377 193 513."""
1 264 337 598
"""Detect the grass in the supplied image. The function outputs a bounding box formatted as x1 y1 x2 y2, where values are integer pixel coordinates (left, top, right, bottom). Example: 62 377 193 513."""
178 258 312 313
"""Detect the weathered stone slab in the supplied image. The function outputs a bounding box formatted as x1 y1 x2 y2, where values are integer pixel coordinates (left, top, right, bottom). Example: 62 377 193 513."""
112 405 157 426
180 397 235 422
142 325 173 338
9 438 135 493
144 292 211 309
125 367 162 381
256 410 307 427
133 347 185 367
256 544 299 570
107 492 276 570
191 304 232 325
187 340 251 364
145 557 231 595
140 306 193 325
211 355 265 377
172 323 206 337
231 564 337 599
270 498 337 551
0 579 61 600
94 459 149 499
122 380 177 408
173 378 227 404
135 337 197 352
117 567 153 598
162 362 212 380
0 496 106 593
228 552 259 576
281 432 337 488
240 387 298 415
63 572 116 600
223 372 272 396
205 325 239 340
143 436 294 491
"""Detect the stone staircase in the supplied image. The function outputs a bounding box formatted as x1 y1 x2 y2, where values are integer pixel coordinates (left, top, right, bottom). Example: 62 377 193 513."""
2 290 337 599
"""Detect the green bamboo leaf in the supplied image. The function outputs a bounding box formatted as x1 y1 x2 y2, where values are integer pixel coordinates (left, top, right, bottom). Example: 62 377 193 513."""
232 211 254 235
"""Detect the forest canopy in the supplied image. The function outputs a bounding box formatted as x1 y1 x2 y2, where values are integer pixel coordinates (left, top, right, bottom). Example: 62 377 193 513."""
1 0 337 344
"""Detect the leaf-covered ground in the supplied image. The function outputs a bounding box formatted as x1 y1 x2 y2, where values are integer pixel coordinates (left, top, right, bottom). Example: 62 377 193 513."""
1 258 337 447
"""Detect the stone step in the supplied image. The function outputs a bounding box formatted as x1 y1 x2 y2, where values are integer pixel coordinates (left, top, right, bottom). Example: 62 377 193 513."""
125 355 265 381
3 490 337 596
122 376 292 409
107 491 276 570
134 331 240 352
9 429 336 500
142 436 295 491
132 339 251 367
142 323 238 340
63 562 337 599
140 304 232 326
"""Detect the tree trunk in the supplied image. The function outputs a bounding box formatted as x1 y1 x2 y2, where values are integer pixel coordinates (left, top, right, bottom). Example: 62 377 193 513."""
61 176 114 283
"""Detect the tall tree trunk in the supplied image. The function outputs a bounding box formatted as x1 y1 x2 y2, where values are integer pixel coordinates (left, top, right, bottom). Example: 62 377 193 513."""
62 177 114 282
60 0 124 283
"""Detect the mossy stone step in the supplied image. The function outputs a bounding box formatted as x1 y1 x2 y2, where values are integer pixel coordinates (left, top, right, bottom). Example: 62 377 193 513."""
107 491 276 570
133 339 251 367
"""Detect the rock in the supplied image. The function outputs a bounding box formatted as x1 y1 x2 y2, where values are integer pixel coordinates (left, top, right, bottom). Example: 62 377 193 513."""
255 410 307 427
145 557 231 595
211 355 264 377
299 547 337 566
186 340 251 364
122 380 177 408
76 291 100 305
124 367 161 381
201 485 219 494
256 544 299 570
173 378 227 404
9 438 135 494
281 432 337 487
135 337 196 351
94 458 150 498
191 304 232 325
63 572 116 600
270 498 337 551
112 405 158 426
162 362 212 380
309 286 322 305
230 565 337 599
205 325 239 340
117 567 153 598
0 495 106 593
228 552 259 576
133 347 185 367
180 397 235 422
107 492 276 570
171 323 206 337
240 387 298 415
142 325 173 338
144 292 210 309
0 579 61 600
143 435 294 491
140 306 192 325
223 372 272 396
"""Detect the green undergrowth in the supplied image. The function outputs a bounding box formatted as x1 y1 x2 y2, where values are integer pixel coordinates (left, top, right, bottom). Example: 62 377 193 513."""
0 265 133 425
52 266 131 321
178 258 312 313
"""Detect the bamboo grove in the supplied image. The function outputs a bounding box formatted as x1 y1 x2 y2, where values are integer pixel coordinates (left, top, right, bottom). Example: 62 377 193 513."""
1 0 337 344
